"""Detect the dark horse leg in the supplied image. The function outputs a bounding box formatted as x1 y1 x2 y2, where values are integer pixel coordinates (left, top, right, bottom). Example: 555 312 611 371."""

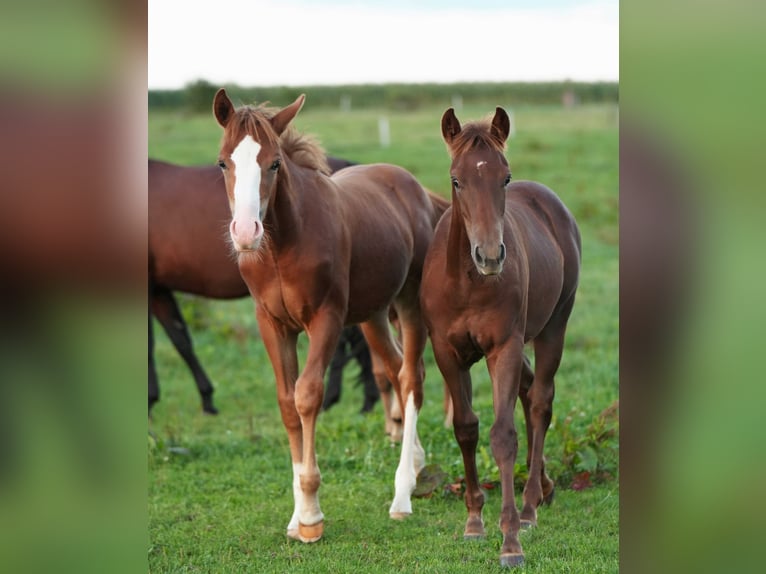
321 325 380 413
345 325 380 413
150 286 218 414
148 302 159 414
520 294 576 528
321 329 349 411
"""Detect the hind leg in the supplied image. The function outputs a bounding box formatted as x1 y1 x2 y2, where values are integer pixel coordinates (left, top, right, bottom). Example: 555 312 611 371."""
517 354 551 527
361 305 424 519
521 295 576 526
322 331 349 411
368 345 400 439
148 303 159 415
346 326 380 413
152 287 217 414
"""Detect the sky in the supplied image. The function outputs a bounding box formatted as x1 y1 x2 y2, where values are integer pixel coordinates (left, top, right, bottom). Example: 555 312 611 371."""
148 0 618 89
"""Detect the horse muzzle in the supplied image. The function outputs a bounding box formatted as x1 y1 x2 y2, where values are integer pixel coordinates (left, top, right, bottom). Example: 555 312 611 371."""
230 217 264 252
473 242 506 276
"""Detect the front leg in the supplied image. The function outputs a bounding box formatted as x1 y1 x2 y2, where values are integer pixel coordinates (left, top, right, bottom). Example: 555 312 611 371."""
486 336 526 567
254 306 302 540
431 333 485 539
292 310 346 542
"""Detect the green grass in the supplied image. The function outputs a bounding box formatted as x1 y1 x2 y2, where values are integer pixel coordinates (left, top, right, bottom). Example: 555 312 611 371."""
149 100 618 572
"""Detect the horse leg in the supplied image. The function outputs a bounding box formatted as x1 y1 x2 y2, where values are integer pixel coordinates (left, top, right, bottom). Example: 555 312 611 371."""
148 301 159 415
516 354 536 524
368 342 400 440
292 311 345 542
443 381 454 428
431 334 484 539
486 336 526 567
255 307 303 540
346 325 380 413
390 295 427 513
521 296 575 527
356 340 380 414
360 309 421 518
151 287 217 414
321 330 348 411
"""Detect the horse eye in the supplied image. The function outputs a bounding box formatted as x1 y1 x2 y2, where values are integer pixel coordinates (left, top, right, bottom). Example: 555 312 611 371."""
504 174 512 186
270 159 281 171
217 160 227 170
451 177 460 189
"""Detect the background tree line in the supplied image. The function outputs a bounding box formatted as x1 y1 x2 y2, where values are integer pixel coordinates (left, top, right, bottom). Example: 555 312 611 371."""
149 79 618 113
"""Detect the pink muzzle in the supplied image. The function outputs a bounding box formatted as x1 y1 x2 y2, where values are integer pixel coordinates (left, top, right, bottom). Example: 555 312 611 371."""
230 217 264 251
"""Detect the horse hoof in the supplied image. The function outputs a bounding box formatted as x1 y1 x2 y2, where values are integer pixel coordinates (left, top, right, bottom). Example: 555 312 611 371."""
543 486 555 505
464 516 485 539
499 553 525 568
389 511 411 520
463 532 486 541
297 521 324 543
203 407 219 415
520 519 537 529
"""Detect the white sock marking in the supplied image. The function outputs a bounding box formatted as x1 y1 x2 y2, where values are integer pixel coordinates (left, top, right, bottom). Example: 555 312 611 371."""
389 392 421 516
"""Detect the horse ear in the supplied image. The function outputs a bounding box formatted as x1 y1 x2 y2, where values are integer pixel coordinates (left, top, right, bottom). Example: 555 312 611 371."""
491 107 510 143
441 108 462 146
271 94 306 136
213 88 235 127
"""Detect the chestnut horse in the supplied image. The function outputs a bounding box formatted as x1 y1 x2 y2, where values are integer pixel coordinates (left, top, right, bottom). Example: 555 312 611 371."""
212 89 446 542
421 107 581 567
148 156 370 415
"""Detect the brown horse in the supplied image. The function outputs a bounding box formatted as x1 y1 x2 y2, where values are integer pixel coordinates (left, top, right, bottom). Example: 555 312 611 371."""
148 156 369 415
421 107 581 567
212 89 446 542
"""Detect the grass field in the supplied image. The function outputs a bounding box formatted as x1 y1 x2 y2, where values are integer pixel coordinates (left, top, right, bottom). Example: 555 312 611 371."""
148 99 618 572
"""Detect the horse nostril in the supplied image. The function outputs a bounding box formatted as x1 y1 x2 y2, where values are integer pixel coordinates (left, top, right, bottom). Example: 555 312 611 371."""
498 243 506 263
474 245 484 265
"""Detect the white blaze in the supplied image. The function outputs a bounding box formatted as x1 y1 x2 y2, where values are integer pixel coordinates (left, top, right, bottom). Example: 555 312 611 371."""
230 135 263 225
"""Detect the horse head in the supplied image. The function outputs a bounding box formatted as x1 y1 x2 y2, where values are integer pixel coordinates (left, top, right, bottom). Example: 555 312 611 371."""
441 106 512 276
213 88 305 252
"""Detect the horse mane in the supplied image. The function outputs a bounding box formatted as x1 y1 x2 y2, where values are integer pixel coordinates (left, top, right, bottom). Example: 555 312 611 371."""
448 118 507 158
226 103 330 174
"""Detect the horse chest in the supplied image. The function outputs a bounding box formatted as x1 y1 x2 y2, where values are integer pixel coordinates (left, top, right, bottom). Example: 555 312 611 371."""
434 275 525 361
240 254 339 329
446 312 509 360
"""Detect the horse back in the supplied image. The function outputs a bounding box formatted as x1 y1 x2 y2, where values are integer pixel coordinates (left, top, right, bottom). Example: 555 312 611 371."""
506 180 581 337
149 159 246 298
332 163 437 258
329 163 437 322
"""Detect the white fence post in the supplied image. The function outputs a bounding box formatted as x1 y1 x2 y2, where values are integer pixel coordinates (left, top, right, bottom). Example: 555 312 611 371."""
378 116 391 148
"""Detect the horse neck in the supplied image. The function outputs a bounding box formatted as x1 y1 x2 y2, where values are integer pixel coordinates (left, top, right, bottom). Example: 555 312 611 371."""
446 192 472 279
266 159 307 249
